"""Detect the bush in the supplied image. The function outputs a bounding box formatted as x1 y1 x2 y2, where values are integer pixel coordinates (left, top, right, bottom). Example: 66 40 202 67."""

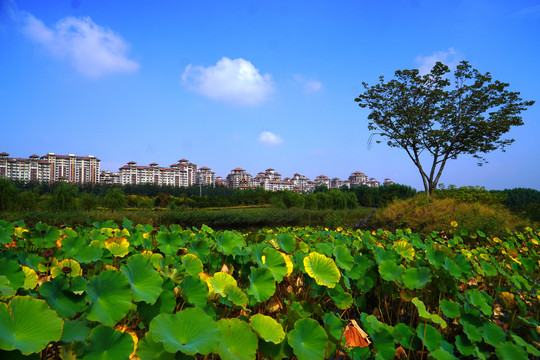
368 194 530 236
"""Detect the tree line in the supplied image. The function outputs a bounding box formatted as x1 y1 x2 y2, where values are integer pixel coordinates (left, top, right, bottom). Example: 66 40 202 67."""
0 179 416 212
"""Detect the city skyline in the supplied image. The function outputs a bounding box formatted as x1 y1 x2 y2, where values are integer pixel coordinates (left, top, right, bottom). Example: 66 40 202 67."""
1 1 539 191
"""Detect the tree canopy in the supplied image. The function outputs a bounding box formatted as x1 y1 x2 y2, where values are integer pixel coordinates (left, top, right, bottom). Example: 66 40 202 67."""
355 61 534 195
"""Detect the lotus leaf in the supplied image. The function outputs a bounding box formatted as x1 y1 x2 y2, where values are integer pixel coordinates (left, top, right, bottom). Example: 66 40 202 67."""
120 254 163 304
74 245 103 264
156 232 183 256
303 252 341 288
51 259 81 278
249 314 286 344
138 290 176 325
455 335 475 356
223 284 248 308
136 333 176 360
467 289 492 316
401 267 431 290
105 236 130 257
416 324 442 351
392 240 415 260
85 270 132 326
333 245 354 271
322 313 343 341
439 299 460 318
208 272 237 296
495 341 528 360
278 233 296 253
80 325 134 360
0 258 25 292
60 319 91 342
412 297 447 329
180 275 209 307
20 266 37 289
182 254 203 276
370 328 396 360
39 276 86 319
247 267 276 303
149 308 220 356
510 333 540 357
216 318 258 360
328 285 354 310
0 296 63 355
262 247 288 282
287 318 328 360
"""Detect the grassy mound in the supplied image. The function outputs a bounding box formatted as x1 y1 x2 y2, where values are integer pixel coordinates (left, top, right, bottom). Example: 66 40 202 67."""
368 194 531 235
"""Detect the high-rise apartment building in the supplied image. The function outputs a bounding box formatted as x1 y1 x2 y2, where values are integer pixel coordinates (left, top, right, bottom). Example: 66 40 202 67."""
0 152 99 183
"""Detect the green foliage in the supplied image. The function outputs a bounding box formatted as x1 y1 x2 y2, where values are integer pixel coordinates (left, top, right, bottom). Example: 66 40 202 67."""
0 221 538 358
48 183 78 211
355 61 534 195
103 188 126 211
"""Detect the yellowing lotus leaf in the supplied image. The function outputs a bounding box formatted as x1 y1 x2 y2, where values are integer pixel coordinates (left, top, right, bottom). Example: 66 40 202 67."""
281 252 294 276
21 266 38 290
303 252 340 288
50 259 82 278
393 240 415 260
14 228 28 238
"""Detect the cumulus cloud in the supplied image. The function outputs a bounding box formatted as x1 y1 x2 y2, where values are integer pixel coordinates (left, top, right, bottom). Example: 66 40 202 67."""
294 75 322 93
20 12 139 77
415 48 461 75
182 57 274 106
259 131 283 145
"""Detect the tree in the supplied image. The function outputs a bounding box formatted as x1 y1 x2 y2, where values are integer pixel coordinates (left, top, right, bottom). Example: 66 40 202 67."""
103 188 126 211
355 61 534 195
48 183 78 211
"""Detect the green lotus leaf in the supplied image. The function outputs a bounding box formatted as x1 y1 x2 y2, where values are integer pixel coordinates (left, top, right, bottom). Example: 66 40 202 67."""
393 323 414 348
74 245 103 264
249 314 286 344
443 258 463 279
0 224 13 245
85 270 132 326
216 318 258 360
333 245 354 271
188 240 211 259
156 232 183 256
138 290 176 325
277 233 296 253
480 261 498 276
60 319 91 343
467 289 492 316
0 296 63 355
371 328 395 360
428 347 454 360
287 318 328 360
416 324 442 351
322 313 344 341
120 254 163 304
51 259 81 278
378 259 405 282
482 321 507 346
0 258 25 292
224 284 248 308
401 267 431 290
328 285 354 310
425 248 446 269
149 308 220 356
495 341 528 360
0 276 15 297
60 235 86 257
136 333 176 360
217 231 244 255
28 224 60 248
303 252 340 288
262 247 288 282
208 272 237 297
439 299 460 319
182 254 203 276
412 297 447 329
39 276 86 319
80 325 134 360
392 240 415 260
180 275 208 308
247 267 276 303
455 335 475 356
510 333 540 357
20 266 38 290
459 314 483 343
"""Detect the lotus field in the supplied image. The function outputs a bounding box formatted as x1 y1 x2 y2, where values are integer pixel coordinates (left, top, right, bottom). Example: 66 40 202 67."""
0 219 539 359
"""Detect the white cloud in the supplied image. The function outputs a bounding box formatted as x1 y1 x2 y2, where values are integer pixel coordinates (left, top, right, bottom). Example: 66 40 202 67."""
259 131 283 145
294 75 322 93
20 12 139 77
414 48 461 75
182 57 274 106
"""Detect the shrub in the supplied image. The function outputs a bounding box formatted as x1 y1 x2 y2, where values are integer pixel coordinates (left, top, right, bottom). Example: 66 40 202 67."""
369 194 529 236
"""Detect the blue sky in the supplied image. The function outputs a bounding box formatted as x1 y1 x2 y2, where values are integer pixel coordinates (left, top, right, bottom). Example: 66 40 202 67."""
1 0 539 190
